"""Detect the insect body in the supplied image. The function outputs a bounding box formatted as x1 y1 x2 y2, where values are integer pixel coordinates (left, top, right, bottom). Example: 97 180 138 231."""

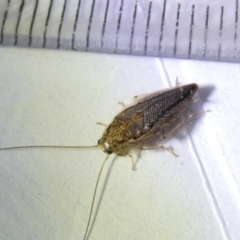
98 83 198 156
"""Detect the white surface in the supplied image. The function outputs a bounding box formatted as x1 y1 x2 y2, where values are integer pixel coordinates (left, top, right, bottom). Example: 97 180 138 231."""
0 47 239 240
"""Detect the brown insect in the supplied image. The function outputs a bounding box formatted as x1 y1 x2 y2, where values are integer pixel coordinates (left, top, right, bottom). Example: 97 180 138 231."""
0 83 206 240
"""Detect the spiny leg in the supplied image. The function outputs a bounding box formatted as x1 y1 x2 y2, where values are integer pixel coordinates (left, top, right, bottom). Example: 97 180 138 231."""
141 145 178 157
140 130 178 157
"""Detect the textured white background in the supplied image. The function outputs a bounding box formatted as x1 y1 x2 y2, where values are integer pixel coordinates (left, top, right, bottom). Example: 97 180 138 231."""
0 47 239 240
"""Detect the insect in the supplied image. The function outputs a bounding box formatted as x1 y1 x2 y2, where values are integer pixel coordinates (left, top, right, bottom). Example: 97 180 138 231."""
0 83 205 240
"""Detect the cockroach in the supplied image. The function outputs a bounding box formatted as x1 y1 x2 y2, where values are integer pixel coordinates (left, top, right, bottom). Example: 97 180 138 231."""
0 83 206 240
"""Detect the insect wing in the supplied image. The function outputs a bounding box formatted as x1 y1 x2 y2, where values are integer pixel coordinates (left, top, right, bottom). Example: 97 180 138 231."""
138 83 199 140
115 83 198 143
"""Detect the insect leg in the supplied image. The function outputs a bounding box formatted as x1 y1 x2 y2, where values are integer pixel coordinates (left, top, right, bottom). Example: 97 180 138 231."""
118 102 126 108
163 110 210 139
127 153 136 171
175 77 181 87
141 145 178 157
141 110 209 157
96 122 108 127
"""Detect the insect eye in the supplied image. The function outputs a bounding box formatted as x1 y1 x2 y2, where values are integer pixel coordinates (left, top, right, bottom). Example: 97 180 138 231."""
104 149 113 154
98 139 113 154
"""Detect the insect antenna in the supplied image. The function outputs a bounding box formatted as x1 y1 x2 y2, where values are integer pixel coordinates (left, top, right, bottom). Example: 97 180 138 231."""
0 145 98 150
83 154 110 240
0 143 109 239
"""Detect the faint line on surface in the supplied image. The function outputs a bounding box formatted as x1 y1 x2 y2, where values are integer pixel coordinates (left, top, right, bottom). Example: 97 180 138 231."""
86 0 96 51
218 6 224 59
188 4 195 58
0 0 11 44
203 6 209 58
234 0 239 57
174 3 181 56
15 0 25 46
29 0 38 46
57 0 67 49
43 0 53 48
101 0 110 48
115 0 124 52
144 1 152 56
130 0 138 54
159 0 167 54
189 136 232 240
72 0 81 50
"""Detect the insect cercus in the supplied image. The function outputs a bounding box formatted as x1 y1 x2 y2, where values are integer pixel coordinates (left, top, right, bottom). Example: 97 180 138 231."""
0 83 204 240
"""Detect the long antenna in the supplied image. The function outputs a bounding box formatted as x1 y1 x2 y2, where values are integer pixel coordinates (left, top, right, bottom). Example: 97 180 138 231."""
83 154 110 240
0 145 98 150
0 143 108 240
